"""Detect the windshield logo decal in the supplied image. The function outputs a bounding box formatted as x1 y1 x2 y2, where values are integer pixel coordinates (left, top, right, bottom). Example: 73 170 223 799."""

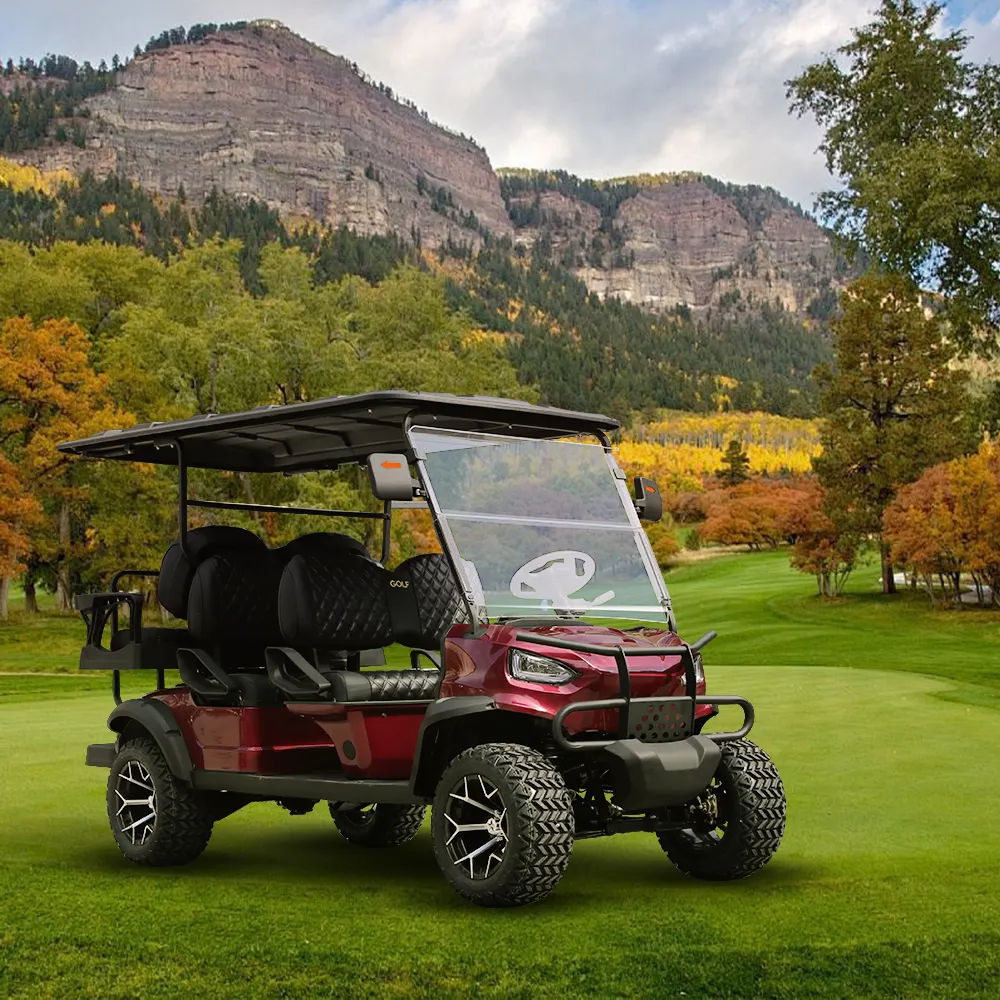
509 551 615 610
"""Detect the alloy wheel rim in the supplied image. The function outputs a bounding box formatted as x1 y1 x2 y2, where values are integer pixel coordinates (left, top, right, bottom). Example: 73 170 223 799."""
114 760 157 846
443 774 508 879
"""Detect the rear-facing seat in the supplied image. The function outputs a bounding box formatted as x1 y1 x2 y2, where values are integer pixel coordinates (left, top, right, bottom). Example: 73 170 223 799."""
276 549 464 702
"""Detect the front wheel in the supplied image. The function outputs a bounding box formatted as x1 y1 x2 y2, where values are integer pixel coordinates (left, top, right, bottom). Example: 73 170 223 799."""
657 738 785 881
329 802 426 847
107 737 214 866
432 743 575 907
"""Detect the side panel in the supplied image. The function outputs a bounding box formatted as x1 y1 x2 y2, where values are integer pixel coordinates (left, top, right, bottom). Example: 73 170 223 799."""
151 691 340 775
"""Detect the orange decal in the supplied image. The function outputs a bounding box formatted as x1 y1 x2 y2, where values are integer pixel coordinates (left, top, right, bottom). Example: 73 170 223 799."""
381 461 403 469
646 485 656 493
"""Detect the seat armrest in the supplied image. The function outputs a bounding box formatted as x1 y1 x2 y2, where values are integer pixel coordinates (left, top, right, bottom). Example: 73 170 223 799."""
409 649 441 670
177 648 237 699
265 647 333 699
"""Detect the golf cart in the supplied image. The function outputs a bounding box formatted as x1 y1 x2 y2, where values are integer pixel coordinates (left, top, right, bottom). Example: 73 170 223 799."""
63 391 785 907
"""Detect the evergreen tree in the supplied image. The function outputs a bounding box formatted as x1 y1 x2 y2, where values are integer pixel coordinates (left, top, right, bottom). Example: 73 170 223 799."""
812 272 972 594
719 440 751 486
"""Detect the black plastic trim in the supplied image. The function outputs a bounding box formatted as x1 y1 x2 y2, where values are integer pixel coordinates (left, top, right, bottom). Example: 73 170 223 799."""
191 771 426 805
602 735 722 810
409 696 496 795
107 699 194 783
86 743 116 768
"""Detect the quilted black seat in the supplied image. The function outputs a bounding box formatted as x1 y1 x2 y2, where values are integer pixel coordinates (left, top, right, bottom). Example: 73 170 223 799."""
186 532 373 672
326 669 441 702
278 550 464 702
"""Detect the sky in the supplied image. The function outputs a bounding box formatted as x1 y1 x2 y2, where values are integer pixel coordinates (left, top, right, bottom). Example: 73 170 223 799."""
5 0 1000 209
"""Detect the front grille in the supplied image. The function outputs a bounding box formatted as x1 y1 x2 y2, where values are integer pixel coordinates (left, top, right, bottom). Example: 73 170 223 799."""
626 696 694 743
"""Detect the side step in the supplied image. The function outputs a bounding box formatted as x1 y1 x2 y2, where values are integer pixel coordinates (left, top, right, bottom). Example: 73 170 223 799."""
191 770 428 805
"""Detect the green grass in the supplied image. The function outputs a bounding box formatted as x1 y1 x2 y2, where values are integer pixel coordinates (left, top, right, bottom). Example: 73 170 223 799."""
1 552 999 997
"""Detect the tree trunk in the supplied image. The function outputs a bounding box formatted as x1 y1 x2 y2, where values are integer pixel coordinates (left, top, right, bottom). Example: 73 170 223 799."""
55 500 72 612
238 472 260 523
880 544 896 595
0 574 10 621
22 575 37 614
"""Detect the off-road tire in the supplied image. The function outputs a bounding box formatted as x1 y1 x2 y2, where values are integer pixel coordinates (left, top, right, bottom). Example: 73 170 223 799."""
432 743 574 907
329 802 426 847
107 737 214 866
658 738 785 880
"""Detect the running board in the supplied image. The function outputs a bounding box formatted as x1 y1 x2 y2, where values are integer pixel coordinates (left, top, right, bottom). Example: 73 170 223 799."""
190 770 428 805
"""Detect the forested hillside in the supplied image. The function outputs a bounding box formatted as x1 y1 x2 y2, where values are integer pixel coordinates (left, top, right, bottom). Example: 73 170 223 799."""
0 161 829 418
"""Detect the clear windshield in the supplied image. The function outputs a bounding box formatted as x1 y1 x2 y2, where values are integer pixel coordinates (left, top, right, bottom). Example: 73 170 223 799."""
410 427 669 624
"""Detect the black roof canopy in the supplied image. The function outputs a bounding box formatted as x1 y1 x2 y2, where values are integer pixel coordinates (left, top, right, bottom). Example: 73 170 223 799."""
57 391 620 473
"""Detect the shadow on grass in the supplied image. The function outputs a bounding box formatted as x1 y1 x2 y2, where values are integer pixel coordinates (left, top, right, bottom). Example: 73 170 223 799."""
62 820 819 914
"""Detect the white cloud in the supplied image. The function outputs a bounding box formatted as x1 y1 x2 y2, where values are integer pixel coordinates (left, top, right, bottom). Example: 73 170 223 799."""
7 0 1000 210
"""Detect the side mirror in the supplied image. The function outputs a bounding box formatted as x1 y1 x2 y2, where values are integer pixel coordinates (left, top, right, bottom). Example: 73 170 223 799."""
633 477 662 522
367 453 418 502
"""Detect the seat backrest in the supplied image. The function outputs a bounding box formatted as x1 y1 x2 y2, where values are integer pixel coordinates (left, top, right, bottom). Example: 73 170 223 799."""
387 554 465 649
278 551 464 652
158 526 265 618
184 531 372 670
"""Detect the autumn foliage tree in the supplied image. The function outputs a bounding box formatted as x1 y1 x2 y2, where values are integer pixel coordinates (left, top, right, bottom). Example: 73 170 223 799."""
883 445 1000 606
0 315 127 617
702 481 812 551
787 483 859 597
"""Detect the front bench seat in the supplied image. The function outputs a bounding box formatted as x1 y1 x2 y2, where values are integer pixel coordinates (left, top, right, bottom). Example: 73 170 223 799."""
277 551 464 702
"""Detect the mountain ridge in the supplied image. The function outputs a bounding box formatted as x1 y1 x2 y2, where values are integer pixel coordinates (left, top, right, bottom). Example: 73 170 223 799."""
3 21 843 319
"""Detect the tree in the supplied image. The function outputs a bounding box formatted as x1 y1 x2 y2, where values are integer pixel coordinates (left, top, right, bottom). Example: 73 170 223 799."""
0 456 41 619
0 316 128 614
813 272 971 593
884 445 1000 606
701 482 808 551
787 1 1000 352
787 484 859 597
718 439 750 486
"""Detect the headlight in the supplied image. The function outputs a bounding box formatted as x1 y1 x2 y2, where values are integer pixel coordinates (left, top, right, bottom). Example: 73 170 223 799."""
508 649 578 685
693 652 705 687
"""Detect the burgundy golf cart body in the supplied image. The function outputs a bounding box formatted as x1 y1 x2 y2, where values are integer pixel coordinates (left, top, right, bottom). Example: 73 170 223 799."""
62 391 783 906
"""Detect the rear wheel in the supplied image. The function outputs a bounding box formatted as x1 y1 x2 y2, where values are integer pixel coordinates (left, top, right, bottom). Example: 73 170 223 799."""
107 737 214 866
431 743 574 907
329 802 426 847
657 738 785 881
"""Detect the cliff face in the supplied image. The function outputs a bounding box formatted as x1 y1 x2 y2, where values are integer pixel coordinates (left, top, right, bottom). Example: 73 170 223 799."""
11 23 839 317
18 24 511 246
505 178 840 315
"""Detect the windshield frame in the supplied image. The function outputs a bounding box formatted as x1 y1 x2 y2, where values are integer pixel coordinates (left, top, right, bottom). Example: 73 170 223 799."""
406 424 675 630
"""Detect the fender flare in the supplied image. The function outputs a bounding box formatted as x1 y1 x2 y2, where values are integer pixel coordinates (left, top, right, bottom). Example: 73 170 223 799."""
409 696 497 797
108 699 194 784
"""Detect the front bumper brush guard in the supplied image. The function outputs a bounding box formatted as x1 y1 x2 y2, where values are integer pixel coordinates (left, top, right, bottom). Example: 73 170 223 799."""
513 630 754 751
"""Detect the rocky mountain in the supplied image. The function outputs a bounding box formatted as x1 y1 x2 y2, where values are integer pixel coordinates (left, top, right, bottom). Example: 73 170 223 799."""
9 20 842 318
500 171 844 316
14 22 512 248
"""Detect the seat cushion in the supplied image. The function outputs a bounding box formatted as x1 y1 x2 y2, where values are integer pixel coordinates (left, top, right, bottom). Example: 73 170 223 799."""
326 669 440 702
110 627 193 652
109 627 194 673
